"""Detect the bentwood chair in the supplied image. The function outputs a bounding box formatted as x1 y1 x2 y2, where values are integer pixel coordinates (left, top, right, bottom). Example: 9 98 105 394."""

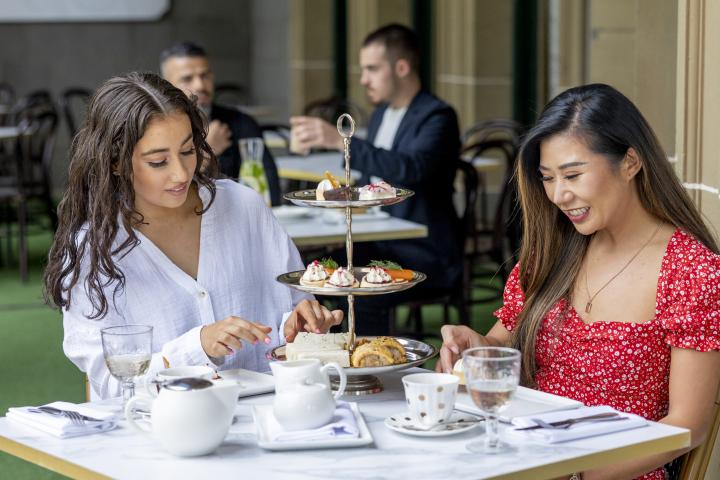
60 87 91 139
390 159 479 339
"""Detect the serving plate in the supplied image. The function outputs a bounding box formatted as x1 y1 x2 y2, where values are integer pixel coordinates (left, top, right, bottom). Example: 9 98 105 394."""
284 188 414 208
276 268 426 296
269 336 437 376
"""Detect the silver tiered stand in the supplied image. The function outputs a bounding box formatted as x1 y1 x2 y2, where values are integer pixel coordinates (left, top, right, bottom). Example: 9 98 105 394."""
273 114 437 395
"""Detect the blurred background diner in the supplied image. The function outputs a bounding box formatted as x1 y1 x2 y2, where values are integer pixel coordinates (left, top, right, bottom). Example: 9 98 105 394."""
0 1 718 478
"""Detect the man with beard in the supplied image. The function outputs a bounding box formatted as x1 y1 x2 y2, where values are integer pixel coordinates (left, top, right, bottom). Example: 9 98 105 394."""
160 42 281 205
290 24 462 335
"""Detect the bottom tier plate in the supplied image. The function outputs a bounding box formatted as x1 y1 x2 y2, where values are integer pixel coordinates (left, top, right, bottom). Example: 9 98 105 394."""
269 337 438 376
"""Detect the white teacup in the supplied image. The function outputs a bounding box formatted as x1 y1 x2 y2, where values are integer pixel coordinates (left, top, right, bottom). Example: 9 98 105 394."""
402 373 460 428
270 359 347 399
144 366 215 397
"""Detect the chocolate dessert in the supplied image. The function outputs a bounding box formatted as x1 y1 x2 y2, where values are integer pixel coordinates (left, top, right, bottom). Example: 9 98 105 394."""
322 186 359 201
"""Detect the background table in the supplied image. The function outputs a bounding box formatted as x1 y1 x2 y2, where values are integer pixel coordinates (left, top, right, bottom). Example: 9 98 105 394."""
273 207 428 247
0 370 690 480
275 152 360 184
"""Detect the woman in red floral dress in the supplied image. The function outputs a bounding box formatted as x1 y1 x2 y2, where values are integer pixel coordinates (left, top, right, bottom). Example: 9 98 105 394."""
438 84 720 480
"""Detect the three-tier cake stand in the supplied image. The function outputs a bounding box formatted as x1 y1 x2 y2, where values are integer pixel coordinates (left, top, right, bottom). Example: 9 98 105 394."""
272 114 437 394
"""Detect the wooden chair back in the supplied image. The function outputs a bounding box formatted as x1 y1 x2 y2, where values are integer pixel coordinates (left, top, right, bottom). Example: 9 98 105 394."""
679 385 720 480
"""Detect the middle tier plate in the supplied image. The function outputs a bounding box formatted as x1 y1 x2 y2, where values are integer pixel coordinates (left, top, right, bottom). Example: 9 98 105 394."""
284 188 414 208
277 267 426 296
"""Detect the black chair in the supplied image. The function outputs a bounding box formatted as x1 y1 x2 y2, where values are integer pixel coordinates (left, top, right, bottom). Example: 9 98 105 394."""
463 138 520 303
9 94 59 231
390 160 479 339
60 87 91 138
214 83 248 108
461 118 524 148
303 96 368 127
0 82 14 126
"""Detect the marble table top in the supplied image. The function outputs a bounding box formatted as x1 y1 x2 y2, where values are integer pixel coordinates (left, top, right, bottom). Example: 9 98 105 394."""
0 370 690 480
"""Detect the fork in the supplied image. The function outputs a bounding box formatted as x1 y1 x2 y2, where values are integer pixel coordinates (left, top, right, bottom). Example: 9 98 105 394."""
519 413 628 431
29 407 86 426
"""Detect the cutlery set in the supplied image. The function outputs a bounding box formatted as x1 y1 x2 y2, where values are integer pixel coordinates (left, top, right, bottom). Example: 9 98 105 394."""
515 412 628 431
28 406 104 426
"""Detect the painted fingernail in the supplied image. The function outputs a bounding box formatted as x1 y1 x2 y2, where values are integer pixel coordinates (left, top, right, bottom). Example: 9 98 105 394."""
264 337 271 344
450 346 459 354
315 328 321 334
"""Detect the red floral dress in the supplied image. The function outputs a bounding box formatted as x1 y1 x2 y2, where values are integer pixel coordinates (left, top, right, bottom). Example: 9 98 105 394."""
495 229 720 480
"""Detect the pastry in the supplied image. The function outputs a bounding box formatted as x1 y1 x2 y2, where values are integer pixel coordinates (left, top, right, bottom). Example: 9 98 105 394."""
368 260 414 282
324 267 359 288
285 332 350 367
372 336 406 363
322 186 358 201
358 181 396 200
299 260 328 287
316 171 341 200
360 266 393 288
350 342 395 367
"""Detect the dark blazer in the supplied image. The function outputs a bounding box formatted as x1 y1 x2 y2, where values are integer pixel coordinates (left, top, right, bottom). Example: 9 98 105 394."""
349 90 462 288
211 103 281 206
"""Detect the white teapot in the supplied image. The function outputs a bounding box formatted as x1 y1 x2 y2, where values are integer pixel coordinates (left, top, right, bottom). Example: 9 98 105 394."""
125 378 241 457
273 380 336 431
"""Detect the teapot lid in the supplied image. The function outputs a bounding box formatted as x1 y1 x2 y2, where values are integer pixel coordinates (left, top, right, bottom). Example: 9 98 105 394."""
162 377 214 391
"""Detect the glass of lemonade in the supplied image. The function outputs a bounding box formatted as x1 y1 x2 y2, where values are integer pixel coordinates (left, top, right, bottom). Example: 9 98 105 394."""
463 346 521 454
101 325 153 406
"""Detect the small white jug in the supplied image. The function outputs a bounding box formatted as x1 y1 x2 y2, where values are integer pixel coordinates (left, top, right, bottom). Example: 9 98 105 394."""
270 359 346 399
273 381 336 430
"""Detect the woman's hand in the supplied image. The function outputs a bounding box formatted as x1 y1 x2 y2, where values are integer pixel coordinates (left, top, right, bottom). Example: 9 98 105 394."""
436 325 488 373
284 299 344 342
200 316 273 357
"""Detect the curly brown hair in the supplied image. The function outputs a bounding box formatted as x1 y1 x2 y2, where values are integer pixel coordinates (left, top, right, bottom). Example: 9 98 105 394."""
43 72 218 319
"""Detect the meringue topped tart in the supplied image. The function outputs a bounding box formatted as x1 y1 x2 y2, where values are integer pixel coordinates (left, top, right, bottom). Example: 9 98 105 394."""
315 171 341 200
358 181 396 200
324 266 359 288
360 266 393 288
299 260 328 287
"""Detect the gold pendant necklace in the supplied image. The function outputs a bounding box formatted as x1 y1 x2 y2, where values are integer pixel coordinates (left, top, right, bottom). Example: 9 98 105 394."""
584 222 662 314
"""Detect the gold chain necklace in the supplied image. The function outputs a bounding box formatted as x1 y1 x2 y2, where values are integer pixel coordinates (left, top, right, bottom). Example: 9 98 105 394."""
584 222 662 314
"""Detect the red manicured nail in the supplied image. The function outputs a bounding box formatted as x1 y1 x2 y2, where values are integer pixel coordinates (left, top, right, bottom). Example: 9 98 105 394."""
264 337 271 344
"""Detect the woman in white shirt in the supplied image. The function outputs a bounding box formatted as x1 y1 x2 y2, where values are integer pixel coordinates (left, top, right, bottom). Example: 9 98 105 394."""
43 72 341 399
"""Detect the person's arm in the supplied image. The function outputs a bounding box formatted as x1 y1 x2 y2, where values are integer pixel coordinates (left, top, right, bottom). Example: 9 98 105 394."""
436 321 512 373
348 109 459 186
577 347 720 480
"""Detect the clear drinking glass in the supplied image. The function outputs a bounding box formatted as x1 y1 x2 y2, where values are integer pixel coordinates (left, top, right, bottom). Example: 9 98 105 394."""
239 137 270 204
101 325 153 406
463 346 521 454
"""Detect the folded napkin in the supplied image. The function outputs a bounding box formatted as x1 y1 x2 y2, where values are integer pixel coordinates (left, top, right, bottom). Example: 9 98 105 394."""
267 401 359 443
509 405 648 443
7 401 118 439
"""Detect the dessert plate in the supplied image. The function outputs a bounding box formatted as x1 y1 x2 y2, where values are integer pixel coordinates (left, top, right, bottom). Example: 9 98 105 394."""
284 188 414 208
384 411 483 437
269 337 438 376
216 368 275 398
253 402 373 450
276 268 426 296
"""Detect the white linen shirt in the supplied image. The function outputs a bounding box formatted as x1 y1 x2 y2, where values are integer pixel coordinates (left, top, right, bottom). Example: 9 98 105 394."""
63 180 311 399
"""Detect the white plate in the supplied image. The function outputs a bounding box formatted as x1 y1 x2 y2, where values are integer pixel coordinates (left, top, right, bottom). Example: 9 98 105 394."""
384 411 482 437
455 386 583 422
272 205 316 221
218 369 275 397
253 402 373 450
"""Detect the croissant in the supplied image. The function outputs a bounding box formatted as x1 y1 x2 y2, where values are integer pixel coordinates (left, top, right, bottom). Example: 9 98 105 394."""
351 343 395 367
372 337 406 363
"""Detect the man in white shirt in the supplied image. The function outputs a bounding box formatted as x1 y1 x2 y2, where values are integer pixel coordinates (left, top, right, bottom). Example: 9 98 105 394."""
289 24 462 335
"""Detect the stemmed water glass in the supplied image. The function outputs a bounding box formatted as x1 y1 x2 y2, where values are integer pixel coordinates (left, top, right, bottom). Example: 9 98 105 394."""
463 346 521 454
101 325 153 406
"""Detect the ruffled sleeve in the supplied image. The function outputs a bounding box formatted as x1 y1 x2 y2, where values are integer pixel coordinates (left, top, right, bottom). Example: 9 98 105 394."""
660 233 720 351
493 264 525 331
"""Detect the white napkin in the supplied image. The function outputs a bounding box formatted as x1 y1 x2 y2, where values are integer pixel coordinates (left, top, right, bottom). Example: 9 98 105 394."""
7 401 118 439
267 401 359 442
509 405 648 443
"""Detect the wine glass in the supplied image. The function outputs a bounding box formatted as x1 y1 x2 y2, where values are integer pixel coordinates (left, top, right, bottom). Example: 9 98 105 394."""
463 346 521 454
101 325 153 406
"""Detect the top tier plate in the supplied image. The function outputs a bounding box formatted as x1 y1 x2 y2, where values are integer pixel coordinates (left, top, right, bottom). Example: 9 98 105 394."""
284 188 414 208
